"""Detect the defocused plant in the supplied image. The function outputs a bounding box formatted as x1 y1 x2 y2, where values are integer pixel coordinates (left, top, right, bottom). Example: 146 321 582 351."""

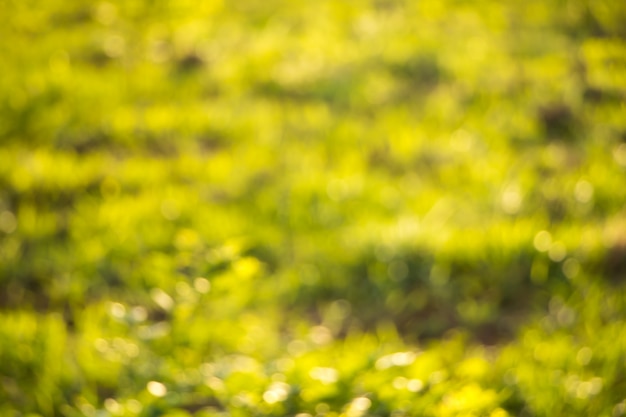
1 0 625 415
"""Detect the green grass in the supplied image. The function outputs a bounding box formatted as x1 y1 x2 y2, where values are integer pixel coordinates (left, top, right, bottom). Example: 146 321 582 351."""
1 0 626 416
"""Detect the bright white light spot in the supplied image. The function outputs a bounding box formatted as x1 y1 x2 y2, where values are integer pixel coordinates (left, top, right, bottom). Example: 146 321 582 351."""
533 231 552 252
109 302 126 319
407 379 424 392
376 351 416 370
391 351 416 366
104 398 121 414
501 186 522 214
194 277 211 293
150 288 174 311
147 381 167 397
351 397 371 411
309 367 339 384
346 397 371 417
263 382 290 404
310 326 333 345
574 180 594 203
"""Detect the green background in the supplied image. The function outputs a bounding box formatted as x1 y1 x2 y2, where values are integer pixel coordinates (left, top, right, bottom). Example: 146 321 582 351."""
1 0 626 415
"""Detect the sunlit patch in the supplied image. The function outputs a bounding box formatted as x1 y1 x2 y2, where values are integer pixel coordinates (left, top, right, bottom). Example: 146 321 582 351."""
450 129 475 153
392 376 423 392
174 228 201 250
160 200 180 220
548 241 567 262
262 381 290 404
429 370 447 384
438 383 498 415
565 375 603 399
94 2 117 25
204 376 225 391
614 144 626 167
407 378 424 392
175 281 192 297
326 178 349 202
392 376 407 389
501 185 522 214
79 403 95 416
490 408 509 417
274 358 294 372
147 381 167 397
150 288 174 311
149 40 173 64
309 325 333 345
375 351 417 370
614 400 626 417
104 398 121 414
287 340 307 356
315 403 330 415
345 397 371 417
109 302 126 319
103 35 126 58
138 322 171 339
533 230 552 252
125 342 139 358
130 306 147 322
562 258 580 279
309 367 339 384
49 50 70 74
576 347 593 365
94 338 109 353
194 277 211 293
233 257 262 279
125 400 142 414
574 180 594 203
0 210 17 234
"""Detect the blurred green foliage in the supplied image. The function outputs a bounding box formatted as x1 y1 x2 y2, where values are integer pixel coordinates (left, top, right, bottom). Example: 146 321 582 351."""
1 0 626 415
